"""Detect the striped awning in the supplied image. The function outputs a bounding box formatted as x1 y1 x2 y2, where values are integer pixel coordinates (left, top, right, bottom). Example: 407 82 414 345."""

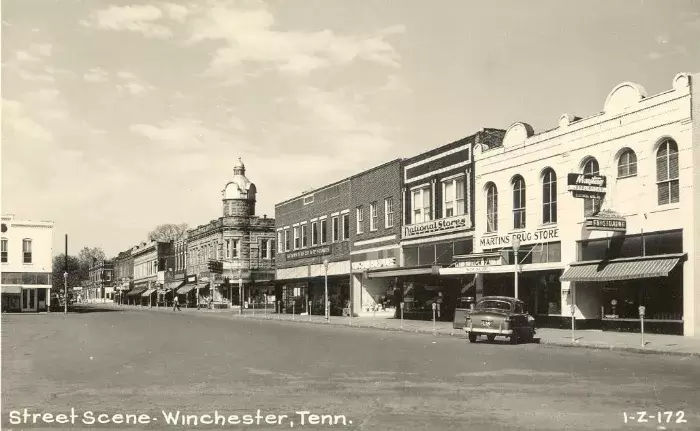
367 265 439 279
560 254 684 282
126 287 147 297
141 288 156 297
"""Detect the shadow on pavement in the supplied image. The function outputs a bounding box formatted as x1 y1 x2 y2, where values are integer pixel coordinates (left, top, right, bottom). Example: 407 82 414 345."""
63 305 123 314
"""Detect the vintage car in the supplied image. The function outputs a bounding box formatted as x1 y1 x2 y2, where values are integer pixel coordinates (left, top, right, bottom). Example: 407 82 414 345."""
465 296 535 344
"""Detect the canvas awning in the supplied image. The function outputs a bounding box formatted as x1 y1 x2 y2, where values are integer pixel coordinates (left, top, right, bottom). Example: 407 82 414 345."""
366 265 439 279
165 280 185 291
126 287 147 297
560 254 684 282
141 288 156 297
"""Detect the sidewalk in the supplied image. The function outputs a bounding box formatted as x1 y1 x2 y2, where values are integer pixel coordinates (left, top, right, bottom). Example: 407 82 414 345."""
95 303 700 357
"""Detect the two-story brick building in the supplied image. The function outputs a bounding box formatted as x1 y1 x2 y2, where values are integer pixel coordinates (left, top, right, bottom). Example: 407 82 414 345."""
126 241 172 306
1 215 54 312
113 248 134 305
185 158 275 308
87 260 114 302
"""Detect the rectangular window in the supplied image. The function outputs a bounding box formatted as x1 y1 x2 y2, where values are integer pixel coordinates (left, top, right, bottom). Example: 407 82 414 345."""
293 227 300 249
332 216 339 242
232 239 239 258
369 202 378 231
261 239 268 259
384 197 394 228
270 240 275 259
278 232 284 253
285 230 290 251
311 222 318 246
356 207 364 234
225 240 231 258
1 238 7 263
342 213 350 240
301 224 308 247
22 239 32 264
411 186 431 224
442 177 465 218
321 220 328 244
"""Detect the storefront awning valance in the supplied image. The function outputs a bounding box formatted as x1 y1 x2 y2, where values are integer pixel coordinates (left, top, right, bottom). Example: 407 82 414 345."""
1 285 22 294
366 266 439 279
126 287 147 297
166 280 185 291
141 288 156 297
560 254 684 282
177 283 196 295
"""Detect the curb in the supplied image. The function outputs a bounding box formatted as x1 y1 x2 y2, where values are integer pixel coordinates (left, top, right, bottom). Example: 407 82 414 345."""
87 304 700 357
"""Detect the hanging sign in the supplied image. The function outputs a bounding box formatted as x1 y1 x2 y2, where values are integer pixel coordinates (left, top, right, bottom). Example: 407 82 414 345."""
567 173 606 196
585 210 626 232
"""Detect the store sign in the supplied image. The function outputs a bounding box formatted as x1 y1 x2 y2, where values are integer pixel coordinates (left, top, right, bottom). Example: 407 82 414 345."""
453 253 503 268
285 245 331 260
585 216 627 232
352 257 396 271
186 274 197 283
567 173 606 196
403 215 468 239
479 227 559 248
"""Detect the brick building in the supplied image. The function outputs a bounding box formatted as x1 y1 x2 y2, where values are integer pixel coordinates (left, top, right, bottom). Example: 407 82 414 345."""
87 260 114 302
184 158 275 308
113 248 134 304
126 241 173 306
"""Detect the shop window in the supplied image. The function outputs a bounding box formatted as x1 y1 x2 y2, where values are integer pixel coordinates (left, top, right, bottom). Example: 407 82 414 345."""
356 206 364 234
301 224 308 247
1 238 7 263
418 245 435 266
442 177 465 218
454 239 472 256
577 230 682 261
656 139 679 205
435 242 453 265
485 183 498 232
617 149 637 178
512 175 526 229
644 230 683 255
384 197 394 228
542 168 557 224
404 247 418 266
332 216 339 242
582 157 601 216
22 239 32 264
342 213 350 240
311 222 318 246
411 186 431 224
370 202 378 231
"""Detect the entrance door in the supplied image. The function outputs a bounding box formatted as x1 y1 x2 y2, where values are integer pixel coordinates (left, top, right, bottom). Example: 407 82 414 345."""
21 288 37 312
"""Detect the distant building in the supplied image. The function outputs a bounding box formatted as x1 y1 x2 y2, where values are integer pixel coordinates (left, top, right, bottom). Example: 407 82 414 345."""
184 157 275 308
1 214 54 312
126 241 173 306
87 260 114 302
113 248 134 304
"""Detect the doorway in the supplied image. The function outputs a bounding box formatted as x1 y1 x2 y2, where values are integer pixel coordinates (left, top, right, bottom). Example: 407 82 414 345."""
21 288 37 312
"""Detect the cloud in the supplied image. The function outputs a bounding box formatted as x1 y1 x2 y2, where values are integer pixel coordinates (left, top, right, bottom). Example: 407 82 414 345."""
129 118 234 152
84 67 109 82
16 50 40 62
2 99 54 143
187 2 404 78
115 70 155 95
83 4 173 39
162 2 190 22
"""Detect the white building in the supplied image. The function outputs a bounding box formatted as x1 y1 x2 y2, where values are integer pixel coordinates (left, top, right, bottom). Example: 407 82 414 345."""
1 215 54 312
442 73 698 336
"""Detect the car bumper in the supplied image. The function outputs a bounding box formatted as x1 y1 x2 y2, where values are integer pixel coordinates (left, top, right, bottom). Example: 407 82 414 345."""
466 326 513 335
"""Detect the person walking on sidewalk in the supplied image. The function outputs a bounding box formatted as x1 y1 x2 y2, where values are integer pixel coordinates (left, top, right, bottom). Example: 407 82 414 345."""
173 295 181 311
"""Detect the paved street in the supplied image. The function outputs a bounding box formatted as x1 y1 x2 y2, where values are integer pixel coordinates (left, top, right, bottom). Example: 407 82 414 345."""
2 307 699 430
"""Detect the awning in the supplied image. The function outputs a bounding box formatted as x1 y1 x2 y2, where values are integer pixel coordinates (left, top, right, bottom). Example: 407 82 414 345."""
141 288 156 297
560 254 684 282
165 280 185 291
1 285 22 294
176 282 205 295
126 287 147 297
367 265 439 279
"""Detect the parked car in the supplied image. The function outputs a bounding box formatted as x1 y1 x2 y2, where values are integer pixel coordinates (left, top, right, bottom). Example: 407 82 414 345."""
465 296 535 344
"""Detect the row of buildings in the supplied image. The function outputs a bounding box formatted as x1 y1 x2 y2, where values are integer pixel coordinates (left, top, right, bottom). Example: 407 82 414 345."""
2 73 698 338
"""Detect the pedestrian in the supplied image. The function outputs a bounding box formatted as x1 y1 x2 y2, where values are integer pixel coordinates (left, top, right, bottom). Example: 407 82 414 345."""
173 295 181 311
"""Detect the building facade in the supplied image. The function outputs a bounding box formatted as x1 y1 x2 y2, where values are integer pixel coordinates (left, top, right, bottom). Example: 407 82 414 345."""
185 158 275 308
1 215 54 312
445 73 699 336
367 130 505 321
127 241 172 306
113 249 134 305
87 260 114 302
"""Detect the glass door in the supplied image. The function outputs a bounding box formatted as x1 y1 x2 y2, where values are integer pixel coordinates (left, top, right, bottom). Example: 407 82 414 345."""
21 288 37 312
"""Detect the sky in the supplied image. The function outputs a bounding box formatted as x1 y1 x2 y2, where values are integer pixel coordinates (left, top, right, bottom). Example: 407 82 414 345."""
2 0 699 257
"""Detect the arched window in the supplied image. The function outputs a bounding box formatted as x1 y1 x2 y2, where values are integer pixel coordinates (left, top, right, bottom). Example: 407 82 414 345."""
486 183 498 233
542 169 557 224
582 157 601 216
512 176 526 229
617 149 637 178
656 139 679 205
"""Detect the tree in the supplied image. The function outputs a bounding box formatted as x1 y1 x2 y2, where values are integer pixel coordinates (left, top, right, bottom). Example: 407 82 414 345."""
52 254 84 298
78 247 106 271
147 223 188 242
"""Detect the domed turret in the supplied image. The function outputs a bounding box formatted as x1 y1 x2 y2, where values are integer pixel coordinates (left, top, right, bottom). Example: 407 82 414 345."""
222 157 256 216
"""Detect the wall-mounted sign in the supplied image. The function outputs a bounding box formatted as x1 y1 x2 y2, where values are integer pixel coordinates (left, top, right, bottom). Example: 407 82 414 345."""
585 216 626 232
479 227 559 248
186 274 197 283
567 173 606 196
403 215 469 239
352 257 397 271
453 253 503 268
285 245 331 260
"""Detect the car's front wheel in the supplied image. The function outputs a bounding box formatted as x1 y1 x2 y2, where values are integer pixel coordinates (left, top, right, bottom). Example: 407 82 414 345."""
468 332 477 343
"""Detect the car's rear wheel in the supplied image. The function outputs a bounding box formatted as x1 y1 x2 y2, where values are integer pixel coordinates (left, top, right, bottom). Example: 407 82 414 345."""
509 332 519 345
486 334 496 342
468 332 477 343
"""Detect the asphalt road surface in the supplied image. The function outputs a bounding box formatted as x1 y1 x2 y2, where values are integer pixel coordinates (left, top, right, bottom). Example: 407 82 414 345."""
2 307 699 431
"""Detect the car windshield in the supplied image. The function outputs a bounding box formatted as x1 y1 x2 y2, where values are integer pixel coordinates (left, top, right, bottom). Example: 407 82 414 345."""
476 300 512 311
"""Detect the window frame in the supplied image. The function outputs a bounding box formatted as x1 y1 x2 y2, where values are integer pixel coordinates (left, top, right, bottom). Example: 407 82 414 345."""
311 222 318 246
582 157 601 217
411 186 432 224
284 230 290 252
442 176 465 218
22 238 32 264
512 176 526 229
617 149 638 179
301 224 308 248
656 139 680 205
542 169 557 224
342 213 350 240
356 206 364 234
293 226 300 249
384 197 394 228
486 183 498 233
321 219 328 244
369 202 378 231
332 216 339 242
1 238 7 263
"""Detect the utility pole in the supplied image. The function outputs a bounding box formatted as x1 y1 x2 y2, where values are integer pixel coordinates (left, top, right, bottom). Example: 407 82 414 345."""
64 234 68 314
